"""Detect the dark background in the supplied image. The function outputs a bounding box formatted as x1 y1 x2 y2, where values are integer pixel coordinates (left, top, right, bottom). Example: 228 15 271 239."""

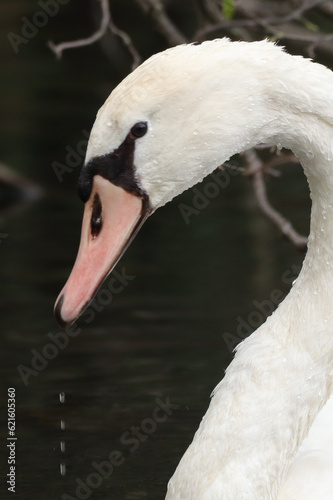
0 1 327 498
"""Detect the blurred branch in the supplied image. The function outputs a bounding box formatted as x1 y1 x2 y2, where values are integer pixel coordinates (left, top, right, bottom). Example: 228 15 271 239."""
0 162 42 199
202 0 224 23
48 0 333 63
47 0 324 249
48 0 141 69
134 0 188 45
108 18 142 70
244 150 308 250
240 0 333 58
240 0 330 28
48 0 110 59
0 162 43 220
195 0 330 44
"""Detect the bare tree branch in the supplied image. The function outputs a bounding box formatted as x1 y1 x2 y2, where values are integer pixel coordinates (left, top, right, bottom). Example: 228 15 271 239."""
48 0 141 69
279 32 333 59
240 0 330 30
244 150 308 250
239 0 333 57
108 18 142 70
194 0 330 42
47 0 323 250
48 0 110 59
134 0 188 45
202 0 224 23
0 162 43 205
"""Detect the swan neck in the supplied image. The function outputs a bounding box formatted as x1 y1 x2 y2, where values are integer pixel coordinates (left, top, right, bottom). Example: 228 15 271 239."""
167 48 333 499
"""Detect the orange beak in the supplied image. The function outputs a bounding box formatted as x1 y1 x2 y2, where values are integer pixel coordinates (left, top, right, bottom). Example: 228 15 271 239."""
54 175 150 326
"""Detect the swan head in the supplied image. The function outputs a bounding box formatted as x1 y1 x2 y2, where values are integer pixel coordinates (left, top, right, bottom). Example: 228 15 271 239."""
54 39 279 326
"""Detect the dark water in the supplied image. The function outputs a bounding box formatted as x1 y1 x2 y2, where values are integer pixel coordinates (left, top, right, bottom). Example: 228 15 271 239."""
1 2 310 499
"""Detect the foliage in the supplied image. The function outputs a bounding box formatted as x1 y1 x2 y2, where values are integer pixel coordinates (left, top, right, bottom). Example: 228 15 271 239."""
222 0 235 20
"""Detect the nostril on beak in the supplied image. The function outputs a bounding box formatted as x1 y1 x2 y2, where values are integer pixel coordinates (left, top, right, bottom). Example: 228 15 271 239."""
90 193 103 239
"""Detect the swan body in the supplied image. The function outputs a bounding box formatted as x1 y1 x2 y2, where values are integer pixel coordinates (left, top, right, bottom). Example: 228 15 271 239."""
55 39 333 499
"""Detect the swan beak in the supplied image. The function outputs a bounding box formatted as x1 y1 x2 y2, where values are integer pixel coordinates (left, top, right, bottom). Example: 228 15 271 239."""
54 175 149 327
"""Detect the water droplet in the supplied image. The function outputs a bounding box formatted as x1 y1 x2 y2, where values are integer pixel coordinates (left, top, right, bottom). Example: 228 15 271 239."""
277 143 282 151
60 463 66 476
59 392 65 404
60 440 66 452
60 420 65 430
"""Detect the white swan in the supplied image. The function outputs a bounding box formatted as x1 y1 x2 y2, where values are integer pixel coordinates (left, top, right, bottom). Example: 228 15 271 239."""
54 39 333 499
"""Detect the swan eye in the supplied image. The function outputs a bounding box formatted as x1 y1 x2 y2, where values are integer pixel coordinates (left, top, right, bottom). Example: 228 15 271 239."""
130 122 148 139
